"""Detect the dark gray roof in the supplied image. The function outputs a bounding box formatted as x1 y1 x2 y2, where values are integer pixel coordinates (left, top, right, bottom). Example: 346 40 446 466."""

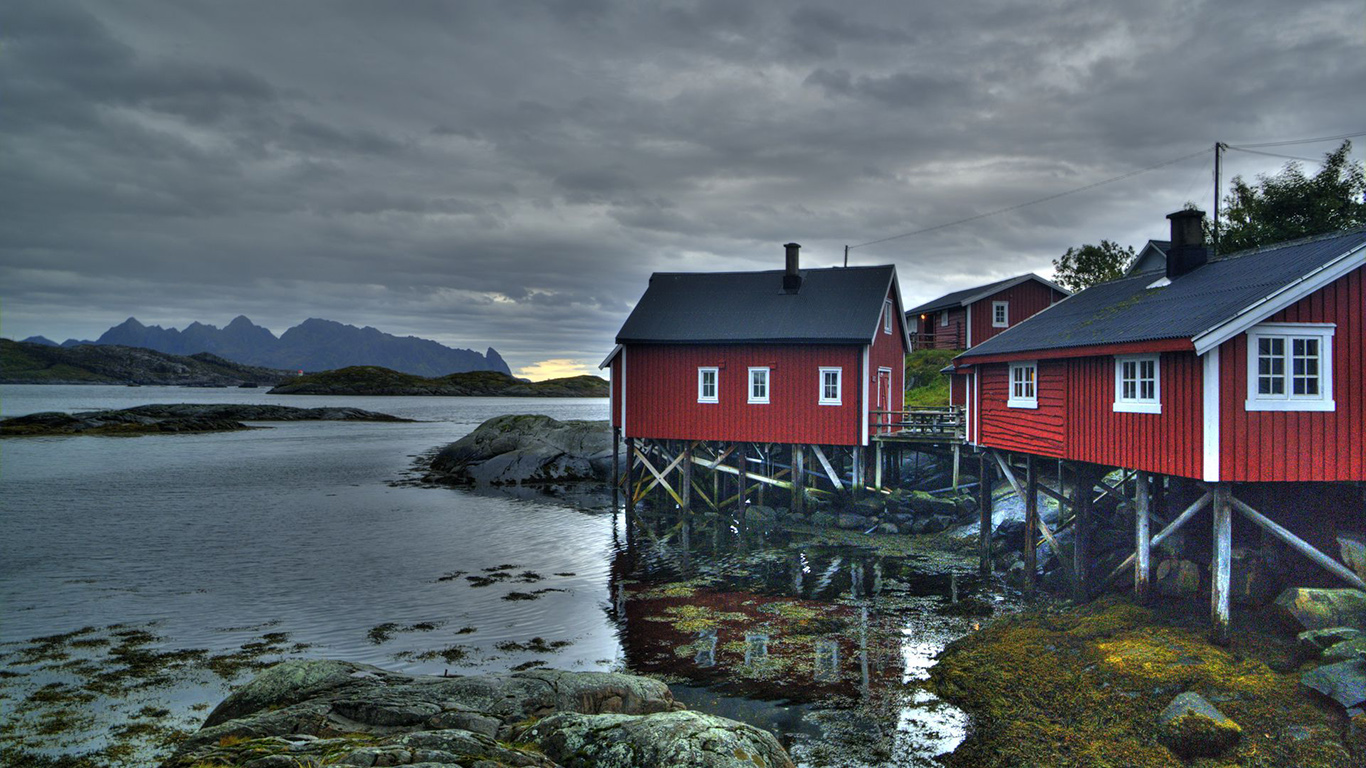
960 228 1366 359
615 265 897 344
905 273 1063 315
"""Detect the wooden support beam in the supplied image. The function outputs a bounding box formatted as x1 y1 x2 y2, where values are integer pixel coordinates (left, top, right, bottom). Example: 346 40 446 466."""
852 446 865 498
1103 491 1212 586
811 445 844 492
1228 495 1366 591
1211 484 1232 645
624 437 636 510
736 443 749 516
1094 470 1136 505
691 476 717 512
1072 463 1093 602
791 445 805 514
680 443 692 514
1135 471 1151 603
995 452 1070 578
634 446 686 508
1024 455 1038 597
612 427 621 489
978 453 993 575
1036 482 1071 508
951 443 961 492
874 442 884 492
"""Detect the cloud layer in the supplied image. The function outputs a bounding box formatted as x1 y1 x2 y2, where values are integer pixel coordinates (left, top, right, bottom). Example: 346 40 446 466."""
3 0 1363 376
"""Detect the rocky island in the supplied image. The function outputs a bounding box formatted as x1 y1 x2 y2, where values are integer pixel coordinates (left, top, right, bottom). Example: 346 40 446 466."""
268 366 608 397
1 338 289 386
161 659 793 768
426 414 615 485
1 404 412 437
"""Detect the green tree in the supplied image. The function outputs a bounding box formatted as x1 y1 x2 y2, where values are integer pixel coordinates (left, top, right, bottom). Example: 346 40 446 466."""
1215 141 1366 253
1051 240 1136 292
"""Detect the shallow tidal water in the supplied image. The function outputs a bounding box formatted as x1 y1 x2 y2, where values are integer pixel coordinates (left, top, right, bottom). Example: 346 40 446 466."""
0 385 981 766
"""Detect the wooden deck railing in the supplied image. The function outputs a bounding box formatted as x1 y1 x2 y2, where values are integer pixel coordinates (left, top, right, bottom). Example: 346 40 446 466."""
870 406 965 443
909 330 965 351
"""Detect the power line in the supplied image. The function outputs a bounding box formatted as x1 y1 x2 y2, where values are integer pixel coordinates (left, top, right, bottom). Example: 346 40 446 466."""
847 148 1209 250
1225 145 1328 165
1233 131 1366 149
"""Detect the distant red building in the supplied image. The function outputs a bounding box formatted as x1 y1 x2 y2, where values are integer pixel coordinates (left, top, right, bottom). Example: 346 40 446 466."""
950 211 1366 483
906 274 1068 351
603 244 908 447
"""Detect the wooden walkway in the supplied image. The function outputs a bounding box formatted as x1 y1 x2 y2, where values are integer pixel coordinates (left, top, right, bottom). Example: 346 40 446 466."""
870 407 965 445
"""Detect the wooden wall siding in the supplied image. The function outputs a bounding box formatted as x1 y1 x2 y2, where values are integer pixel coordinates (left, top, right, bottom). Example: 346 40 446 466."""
1218 264 1365 482
912 307 967 350
870 284 908 425
610 356 622 428
977 360 1068 457
969 281 1067 347
950 373 967 407
623 343 863 445
1065 352 1204 478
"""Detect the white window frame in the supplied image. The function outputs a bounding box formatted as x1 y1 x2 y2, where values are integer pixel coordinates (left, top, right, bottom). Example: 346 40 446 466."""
1244 322 1335 412
697 366 718 404
1007 361 1038 409
748 367 770 404
1113 354 1161 414
818 367 842 405
992 301 1009 328
940 311 949 327
883 300 893 334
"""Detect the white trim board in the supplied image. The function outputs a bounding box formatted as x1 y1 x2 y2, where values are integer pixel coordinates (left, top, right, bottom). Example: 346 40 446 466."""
1192 242 1366 354
1202 348 1220 482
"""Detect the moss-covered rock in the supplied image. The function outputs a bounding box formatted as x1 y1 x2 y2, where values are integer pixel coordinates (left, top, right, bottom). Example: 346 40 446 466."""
1156 691 1241 758
429 414 614 485
1274 588 1366 632
519 710 795 768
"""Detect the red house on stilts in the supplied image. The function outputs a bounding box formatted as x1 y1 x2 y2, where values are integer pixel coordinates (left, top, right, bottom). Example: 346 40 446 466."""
602 243 909 512
949 209 1366 641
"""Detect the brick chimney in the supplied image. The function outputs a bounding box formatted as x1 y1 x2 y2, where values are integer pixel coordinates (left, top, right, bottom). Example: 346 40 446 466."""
783 242 802 293
1165 209 1208 279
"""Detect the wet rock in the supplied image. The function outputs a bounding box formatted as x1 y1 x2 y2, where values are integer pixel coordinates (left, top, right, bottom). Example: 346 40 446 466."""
205 659 391 727
1274 588 1366 632
811 512 837 528
520 710 795 768
836 513 873 530
1323 638 1366 663
911 516 948 535
745 505 777 523
877 522 899 535
430 415 614 485
1230 547 1282 606
1155 558 1200 598
993 518 1025 543
902 490 959 518
1302 659 1366 710
1299 627 1364 658
1340 535 1366 583
1156 691 1241 758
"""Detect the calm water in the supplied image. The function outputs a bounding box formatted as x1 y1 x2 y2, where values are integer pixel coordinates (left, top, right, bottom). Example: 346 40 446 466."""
0 385 971 766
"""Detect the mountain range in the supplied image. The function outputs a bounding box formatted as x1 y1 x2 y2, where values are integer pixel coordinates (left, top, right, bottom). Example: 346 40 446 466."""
22 316 510 377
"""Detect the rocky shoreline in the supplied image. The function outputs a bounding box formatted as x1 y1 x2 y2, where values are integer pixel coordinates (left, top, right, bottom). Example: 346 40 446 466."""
1 404 412 436
269 366 608 397
160 659 794 768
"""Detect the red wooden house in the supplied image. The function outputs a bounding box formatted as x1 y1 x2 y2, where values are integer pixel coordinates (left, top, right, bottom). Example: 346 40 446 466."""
906 274 1068 351
603 244 909 448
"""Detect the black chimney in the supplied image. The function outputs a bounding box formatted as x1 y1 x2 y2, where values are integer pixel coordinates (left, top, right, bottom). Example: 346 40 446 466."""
1165 209 1208 279
783 242 802 293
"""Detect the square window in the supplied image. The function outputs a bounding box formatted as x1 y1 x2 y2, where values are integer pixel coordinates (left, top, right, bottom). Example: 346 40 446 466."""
748 367 769 404
992 301 1009 328
818 367 842 405
697 367 718 403
1246 324 1334 411
1114 354 1161 413
1007 361 1037 408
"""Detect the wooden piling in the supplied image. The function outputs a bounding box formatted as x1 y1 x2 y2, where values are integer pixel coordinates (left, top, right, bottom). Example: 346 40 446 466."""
1024 454 1038 596
978 453 993 575
874 441 884 492
736 443 749 516
951 443 961 491
680 442 692 514
1211 484 1232 645
791 444 805 514
1135 471 1151 603
851 446 865 499
624 437 636 509
1072 464 1092 602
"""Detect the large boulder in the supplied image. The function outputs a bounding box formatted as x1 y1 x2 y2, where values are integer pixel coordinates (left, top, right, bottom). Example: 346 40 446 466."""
1156 692 1241 759
1302 659 1366 710
1274 588 1366 632
902 490 959 518
1155 558 1200 598
1299 627 1364 658
1340 535 1366 583
521 710 795 768
430 415 614 485
163 660 791 768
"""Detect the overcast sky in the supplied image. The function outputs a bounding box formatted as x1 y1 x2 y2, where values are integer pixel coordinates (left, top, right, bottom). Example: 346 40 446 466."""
4 1 1363 379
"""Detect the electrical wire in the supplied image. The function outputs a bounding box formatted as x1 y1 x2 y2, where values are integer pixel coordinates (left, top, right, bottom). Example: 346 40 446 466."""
847 148 1209 250
1232 131 1366 149
1225 146 1326 164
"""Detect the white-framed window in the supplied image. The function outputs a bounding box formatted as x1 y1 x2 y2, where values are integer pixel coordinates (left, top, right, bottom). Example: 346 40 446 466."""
748 367 770 404
1113 354 1161 413
697 367 718 403
818 367 842 405
1007 361 1038 409
1245 323 1335 411
883 300 893 334
992 301 1009 328
940 311 949 327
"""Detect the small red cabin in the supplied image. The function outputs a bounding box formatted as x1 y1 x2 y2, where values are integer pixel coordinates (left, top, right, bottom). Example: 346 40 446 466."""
950 211 1366 483
906 274 1068 351
603 244 909 447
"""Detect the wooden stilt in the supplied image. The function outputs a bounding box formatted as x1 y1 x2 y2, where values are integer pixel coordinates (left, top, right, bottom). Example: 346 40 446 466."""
736 443 749 516
1211 484 1232 645
874 442 884 492
978 453 993 575
1024 454 1038 596
680 442 692 514
1072 464 1093 602
1103 491 1212 587
612 427 621 488
791 445 805 514
1228 495 1366 590
1135 471 1151 603
851 446 865 498
811 445 844 492
624 437 636 508
951 443 961 491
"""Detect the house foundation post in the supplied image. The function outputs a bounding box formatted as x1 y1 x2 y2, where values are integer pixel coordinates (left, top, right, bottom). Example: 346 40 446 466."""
736 443 749 518
874 441 884 492
1135 471 1151 603
1072 463 1093 602
680 442 692 515
978 453 994 575
951 443 961 492
1024 454 1038 597
612 427 621 511
624 437 636 510
791 445 806 514
1211 484 1232 645
851 446 865 499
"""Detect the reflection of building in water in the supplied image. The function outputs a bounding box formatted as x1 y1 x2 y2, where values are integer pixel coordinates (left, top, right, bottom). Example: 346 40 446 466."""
744 632 769 666
694 629 717 668
814 639 839 682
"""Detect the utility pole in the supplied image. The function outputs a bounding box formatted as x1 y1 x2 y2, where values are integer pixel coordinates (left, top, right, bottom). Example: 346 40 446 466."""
1213 142 1225 257
844 244 849 267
